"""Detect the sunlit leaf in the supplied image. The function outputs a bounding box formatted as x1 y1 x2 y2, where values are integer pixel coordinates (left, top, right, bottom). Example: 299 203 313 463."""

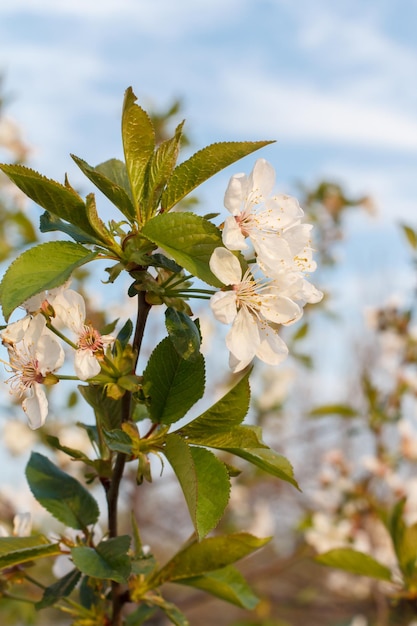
164 435 230 538
160 140 275 211
142 212 223 287
0 535 61 570
0 163 97 239
316 548 392 582
122 87 155 221
178 565 259 609
165 307 201 361
142 336 205 424
71 535 131 583
309 404 358 418
0 241 97 321
71 155 135 221
179 371 251 436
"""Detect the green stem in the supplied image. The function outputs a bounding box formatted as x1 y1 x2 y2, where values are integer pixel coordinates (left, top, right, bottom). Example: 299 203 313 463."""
106 288 151 626
24 573 46 590
2 592 35 604
45 322 78 350
171 293 211 300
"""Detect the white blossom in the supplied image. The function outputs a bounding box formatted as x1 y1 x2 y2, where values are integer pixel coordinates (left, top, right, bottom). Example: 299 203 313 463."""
52 289 114 381
1 315 64 428
1 284 67 347
222 158 318 277
0 513 32 538
209 247 302 372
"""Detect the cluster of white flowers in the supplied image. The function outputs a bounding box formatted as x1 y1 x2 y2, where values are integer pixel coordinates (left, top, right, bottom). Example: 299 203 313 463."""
210 158 323 372
1 286 114 429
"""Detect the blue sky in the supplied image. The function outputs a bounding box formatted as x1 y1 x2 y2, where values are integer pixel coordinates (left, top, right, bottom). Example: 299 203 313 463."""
0 0 416 225
0 1 416 393
0 0 415 491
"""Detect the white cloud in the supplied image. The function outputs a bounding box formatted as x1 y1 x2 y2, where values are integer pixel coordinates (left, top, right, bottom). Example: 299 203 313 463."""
0 0 243 35
211 72 417 153
283 0 417 112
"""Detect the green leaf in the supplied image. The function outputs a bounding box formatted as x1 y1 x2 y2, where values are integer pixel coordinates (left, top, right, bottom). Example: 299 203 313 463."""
71 535 131 583
25 452 99 529
125 605 157 626
122 87 155 220
178 565 259 609
116 318 133 348
180 371 251 437
150 596 189 626
226 448 299 489
0 241 97 321
103 428 133 455
45 435 90 462
291 321 309 341
160 140 275 211
152 533 270 586
36 568 82 609
401 223 417 250
95 158 133 197
316 548 393 582
40 211 100 244
398 522 417 578
143 121 184 221
79 385 122 432
85 193 114 246
309 404 358 418
165 308 201 361
164 435 230 539
142 212 223 287
0 164 98 239
142 336 205 424
177 376 290 481
183 425 267 450
0 535 61 570
385 498 406 562
71 155 136 221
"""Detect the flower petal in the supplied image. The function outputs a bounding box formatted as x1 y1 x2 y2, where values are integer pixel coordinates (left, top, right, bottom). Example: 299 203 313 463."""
36 333 65 373
256 327 289 366
53 289 86 334
13 513 32 537
224 172 247 215
226 307 260 362
209 247 242 285
1 316 31 345
247 159 275 204
228 351 253 373
210 291 238 324
22 384 48 429
222 216 248 251
74 349 101 381
260 295 302 325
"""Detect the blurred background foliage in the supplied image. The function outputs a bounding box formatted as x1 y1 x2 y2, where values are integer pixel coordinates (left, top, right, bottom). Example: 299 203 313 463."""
0 81 417 626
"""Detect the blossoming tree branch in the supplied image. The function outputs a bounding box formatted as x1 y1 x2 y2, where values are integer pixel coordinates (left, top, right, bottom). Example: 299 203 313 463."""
0 88 321 625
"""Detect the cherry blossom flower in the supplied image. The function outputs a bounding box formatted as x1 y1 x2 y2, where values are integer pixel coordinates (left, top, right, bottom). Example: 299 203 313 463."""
222 159 322 291
52 289 114 381
1 315 65 428
209 247 302 372
1 284 67 346
223 158 301 241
